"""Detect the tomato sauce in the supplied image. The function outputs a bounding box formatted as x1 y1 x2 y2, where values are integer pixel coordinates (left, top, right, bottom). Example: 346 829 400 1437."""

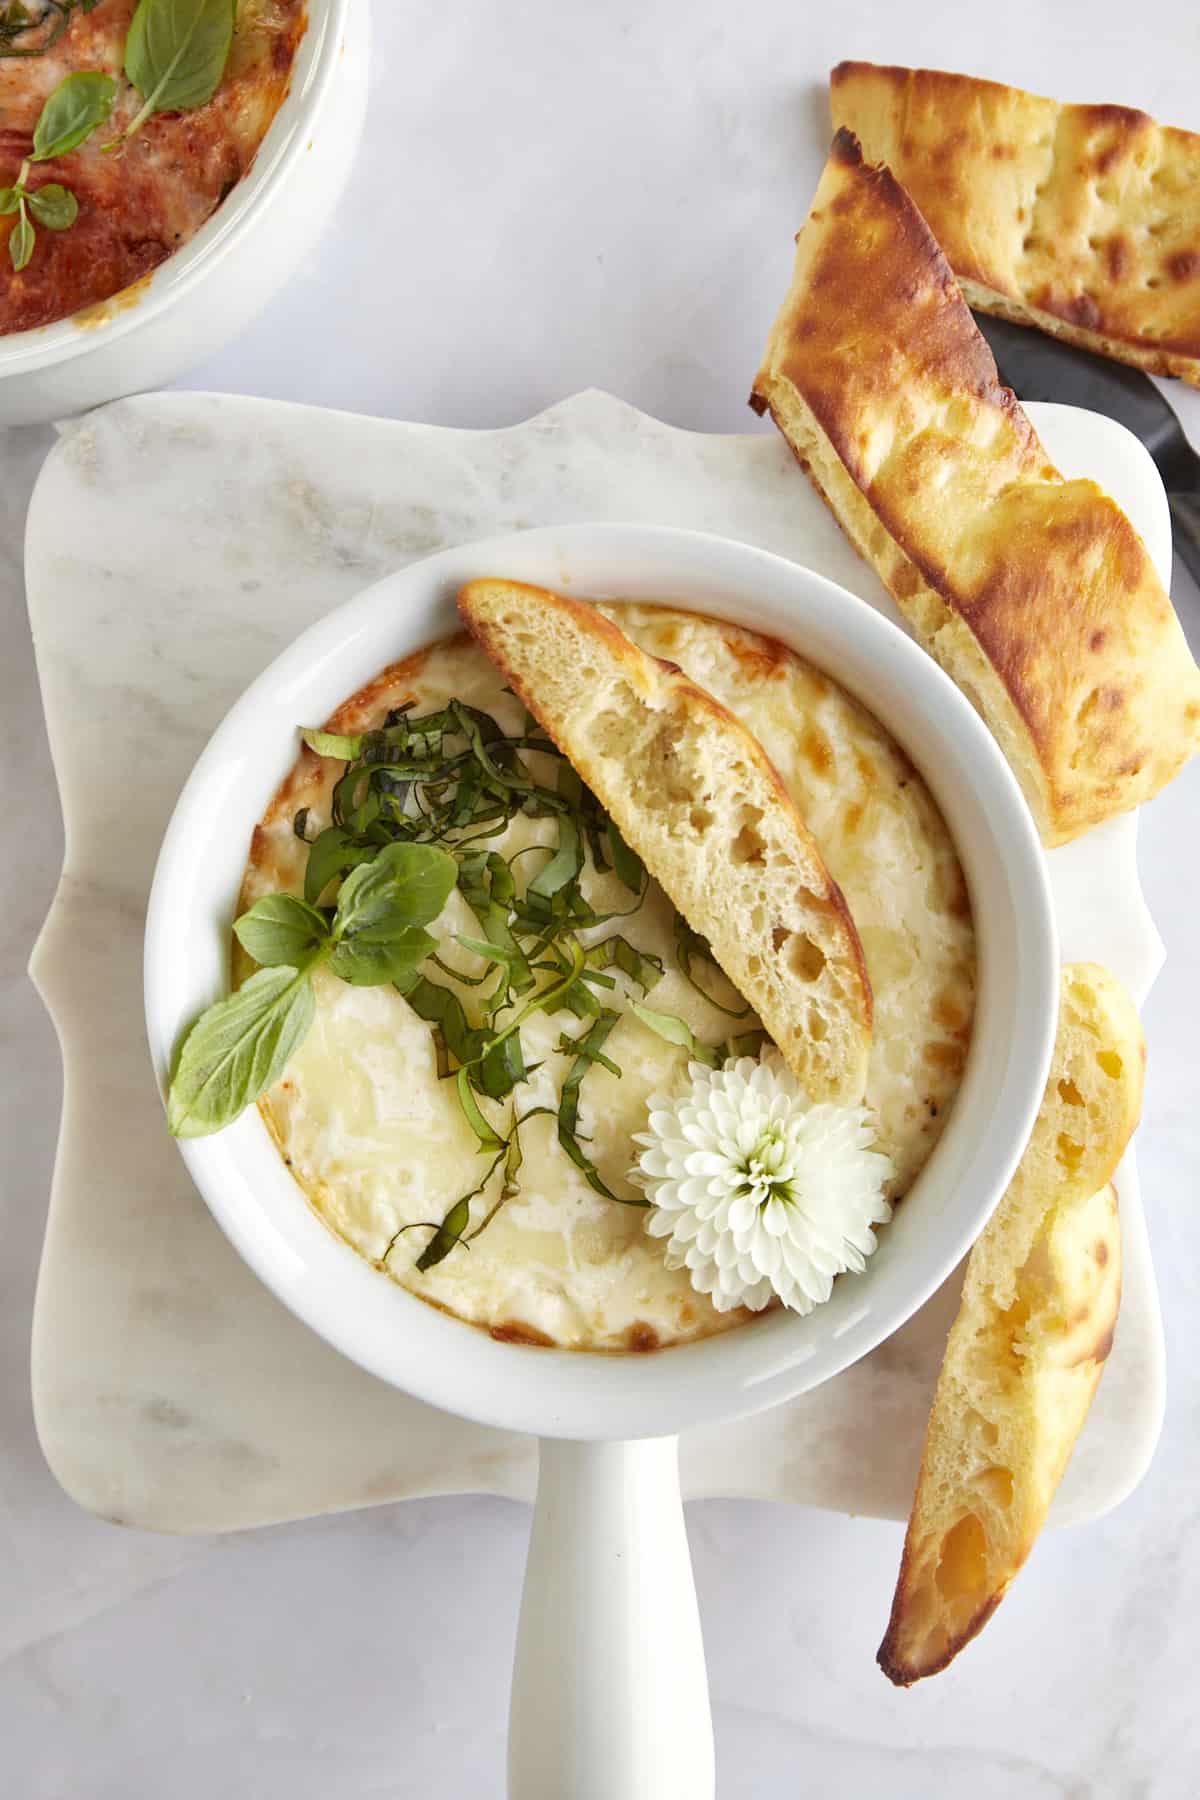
0 0 305 334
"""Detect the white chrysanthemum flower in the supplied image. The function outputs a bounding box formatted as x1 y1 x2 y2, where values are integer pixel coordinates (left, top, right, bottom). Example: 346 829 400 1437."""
632 1054 895 1315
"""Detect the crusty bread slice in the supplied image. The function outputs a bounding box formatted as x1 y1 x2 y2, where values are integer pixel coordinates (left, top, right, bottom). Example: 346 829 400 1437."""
878 963 1143 1685
457 578 873 1103
751 129 1200 847
831 61 1200 386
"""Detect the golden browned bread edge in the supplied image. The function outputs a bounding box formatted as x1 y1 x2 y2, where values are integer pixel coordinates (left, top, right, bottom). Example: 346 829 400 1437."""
751 128 1200 844
878 1187 1122 1685
457 577 875 1086
959 278 1200 387
830 60 1200 382
876 963 1143 1684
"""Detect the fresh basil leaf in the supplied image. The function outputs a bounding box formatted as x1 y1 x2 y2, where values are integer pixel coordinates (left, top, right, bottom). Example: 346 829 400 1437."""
525 813 583 914
0 187 20 215
0 1 33 37
0 0 97 57
403 977 486 1071
415 1108 525 1270
330 763 382 834
233 893 330 968
166 964 315 1138
301 726 366 761
476 1030 526 1101
628 1002 719 1066
586 934 663 995
8 207 34 272
484 853 515 907
473 938 586 1061
561 977 602 1019
328 926 435 988
560 765 610 875
302 826 374 906
456 937 518 1014
26 182 77 229
558 1010 618 1134
455 1066 505 1149
453 705 566 813
456 851 533 993
426 951 491 990
463 1121 529 1245
32 70 116 160
554 1027 619 1078
123 0 236 140
453 933 525 973
333 842 457 940
556 1011 647 1205
415 1193 475 1272
606 818 645 893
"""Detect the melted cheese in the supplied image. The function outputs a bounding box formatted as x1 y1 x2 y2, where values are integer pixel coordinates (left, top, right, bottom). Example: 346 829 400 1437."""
245 609 977 1352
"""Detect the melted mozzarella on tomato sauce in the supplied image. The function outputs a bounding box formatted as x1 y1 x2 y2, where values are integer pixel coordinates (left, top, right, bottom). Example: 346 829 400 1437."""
1 0 304 334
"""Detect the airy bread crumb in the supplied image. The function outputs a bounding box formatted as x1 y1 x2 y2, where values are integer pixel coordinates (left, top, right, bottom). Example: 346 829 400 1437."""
457 578 874 1104
878 963 1143 1685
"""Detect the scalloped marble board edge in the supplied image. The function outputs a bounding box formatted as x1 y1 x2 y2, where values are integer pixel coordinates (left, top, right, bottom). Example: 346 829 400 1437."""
25 389 1166 1534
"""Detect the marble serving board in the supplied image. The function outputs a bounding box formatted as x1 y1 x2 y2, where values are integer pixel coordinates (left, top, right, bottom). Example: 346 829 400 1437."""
26 389 1167 1536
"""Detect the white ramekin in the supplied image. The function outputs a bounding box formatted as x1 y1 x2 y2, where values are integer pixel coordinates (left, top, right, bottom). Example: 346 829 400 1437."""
144 523 1058 1798
0 0 366 427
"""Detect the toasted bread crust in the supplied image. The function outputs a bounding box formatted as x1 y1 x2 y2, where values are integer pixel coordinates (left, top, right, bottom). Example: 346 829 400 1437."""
877 1576 1007 1687
879 1187 1122 1685
878 965 1140 1684
752 129 1200 846
830 60 1200 382
468 583 869 1023
458 578 874 1102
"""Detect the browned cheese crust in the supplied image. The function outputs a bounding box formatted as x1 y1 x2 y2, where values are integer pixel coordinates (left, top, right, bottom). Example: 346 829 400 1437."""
830 60 1200 383
751 128 1200 846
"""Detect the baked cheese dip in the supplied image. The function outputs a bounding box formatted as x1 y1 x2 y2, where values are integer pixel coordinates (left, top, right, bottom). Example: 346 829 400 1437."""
0 0 305 334
236 607 976 1352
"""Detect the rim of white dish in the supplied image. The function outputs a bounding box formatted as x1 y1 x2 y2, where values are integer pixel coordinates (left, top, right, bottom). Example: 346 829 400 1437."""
144 523 1059 1441
0 0 348 374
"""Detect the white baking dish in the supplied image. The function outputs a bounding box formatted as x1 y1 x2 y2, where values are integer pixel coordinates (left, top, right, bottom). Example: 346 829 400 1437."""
0 0 366 427
144 522 1059 1798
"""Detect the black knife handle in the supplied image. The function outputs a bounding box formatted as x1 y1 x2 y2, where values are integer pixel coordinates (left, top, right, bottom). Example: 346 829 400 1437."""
1167 475 1200 594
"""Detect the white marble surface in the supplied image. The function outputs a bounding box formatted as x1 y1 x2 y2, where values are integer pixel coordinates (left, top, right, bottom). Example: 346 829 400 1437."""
2 0 1200 1793
23 386 1167 1541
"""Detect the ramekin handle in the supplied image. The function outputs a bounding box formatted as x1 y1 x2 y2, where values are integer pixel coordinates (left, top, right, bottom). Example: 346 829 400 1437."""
508 1435 714 1800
